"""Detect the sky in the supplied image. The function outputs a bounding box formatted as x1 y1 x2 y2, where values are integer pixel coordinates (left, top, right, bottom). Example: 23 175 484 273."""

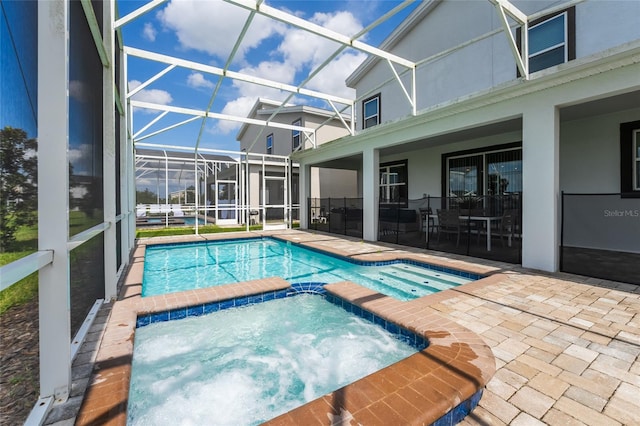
118 0 419 153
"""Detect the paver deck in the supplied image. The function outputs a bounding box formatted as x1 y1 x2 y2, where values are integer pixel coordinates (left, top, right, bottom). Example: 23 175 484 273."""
45 230 640 425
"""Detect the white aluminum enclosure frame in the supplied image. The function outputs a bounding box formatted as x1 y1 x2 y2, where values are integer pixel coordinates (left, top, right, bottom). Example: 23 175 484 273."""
118 0 532 157
134 143 295 231
116 0 418 148
0 1 541 423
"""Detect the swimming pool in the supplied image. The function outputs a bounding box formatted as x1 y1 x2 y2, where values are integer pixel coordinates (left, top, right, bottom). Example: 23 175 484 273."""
142 238 478 300
128 292 426 425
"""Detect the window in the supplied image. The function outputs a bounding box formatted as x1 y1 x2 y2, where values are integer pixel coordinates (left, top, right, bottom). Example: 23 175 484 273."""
379 160 407 206
519 7 575 74
443 144 522 198
266 133 273 155
292 118 301 151
620 120 640 196
363 94 380 129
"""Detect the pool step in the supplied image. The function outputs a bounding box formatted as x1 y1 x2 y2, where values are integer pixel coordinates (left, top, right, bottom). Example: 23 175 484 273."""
388 264 471 285
361 275 425 300
376 272 444 295
381 265 469 291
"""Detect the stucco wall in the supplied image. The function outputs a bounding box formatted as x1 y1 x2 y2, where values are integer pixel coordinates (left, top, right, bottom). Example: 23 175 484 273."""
380 130 522 199
560 107 640 193
351 0 640 131
238 110 350 155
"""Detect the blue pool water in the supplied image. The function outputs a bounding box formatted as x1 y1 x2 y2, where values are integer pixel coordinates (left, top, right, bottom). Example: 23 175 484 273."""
142 238 476 300
128 294 423 425
183 216 206 225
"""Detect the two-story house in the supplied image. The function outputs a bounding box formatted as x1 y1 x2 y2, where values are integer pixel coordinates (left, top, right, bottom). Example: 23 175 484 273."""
293 0 640 276
235 98 358 226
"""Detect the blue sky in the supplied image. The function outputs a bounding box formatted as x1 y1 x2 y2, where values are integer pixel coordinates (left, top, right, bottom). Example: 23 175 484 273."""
118 0 418 152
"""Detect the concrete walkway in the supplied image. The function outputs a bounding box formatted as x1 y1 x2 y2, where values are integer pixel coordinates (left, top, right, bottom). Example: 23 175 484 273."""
276 230 640 425
45 230 640 425
450 270 640 425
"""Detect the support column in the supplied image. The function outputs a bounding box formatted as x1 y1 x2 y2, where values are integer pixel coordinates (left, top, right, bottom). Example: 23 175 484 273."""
125 54 136 251
37 0 71 402
103 0 117 300
299 162 311 228
119 51 130 269
362 148 379 241
522 103 560 272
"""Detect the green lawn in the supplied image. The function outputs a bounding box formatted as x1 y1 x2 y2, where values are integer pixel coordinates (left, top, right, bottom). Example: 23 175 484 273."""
136 224 264 238
1 220 300 314
0 226 38 315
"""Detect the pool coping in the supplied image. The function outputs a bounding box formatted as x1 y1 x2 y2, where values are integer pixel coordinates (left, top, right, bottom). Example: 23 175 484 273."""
76 231 497 425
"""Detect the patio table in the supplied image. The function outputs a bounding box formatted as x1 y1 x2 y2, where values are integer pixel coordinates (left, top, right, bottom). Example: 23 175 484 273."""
428 215 503 251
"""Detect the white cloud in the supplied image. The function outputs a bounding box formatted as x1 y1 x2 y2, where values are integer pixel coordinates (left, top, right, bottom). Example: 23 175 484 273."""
233 61 296 97
211 61 296 134
303 52 363 99
157 0 286 62
129 80 173 114
187 72 215 89
69 80 90 102
155 2 365 136
278 11 365 70
142 22 157 42
68 144 92 176
216 96 259 134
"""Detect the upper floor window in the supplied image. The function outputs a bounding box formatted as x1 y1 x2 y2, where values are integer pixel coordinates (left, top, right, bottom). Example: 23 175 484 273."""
526 8 575 73
292 118 301 151
266 133 273 155
363 94 380 129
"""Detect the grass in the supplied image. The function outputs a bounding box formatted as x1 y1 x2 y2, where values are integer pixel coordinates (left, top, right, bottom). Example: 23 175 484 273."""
136 224 264 238
1 220 300 313
1 225 39 315
136 222 299 238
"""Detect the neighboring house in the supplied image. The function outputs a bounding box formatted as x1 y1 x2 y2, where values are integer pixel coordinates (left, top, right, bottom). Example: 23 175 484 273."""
293 0 640 274
236 99 358 222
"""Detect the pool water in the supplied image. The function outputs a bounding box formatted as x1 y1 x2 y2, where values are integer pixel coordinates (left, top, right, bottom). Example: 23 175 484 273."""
143 238 474 300
127 294 421 425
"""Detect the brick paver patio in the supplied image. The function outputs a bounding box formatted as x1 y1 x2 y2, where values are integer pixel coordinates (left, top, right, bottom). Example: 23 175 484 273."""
45 230 640 425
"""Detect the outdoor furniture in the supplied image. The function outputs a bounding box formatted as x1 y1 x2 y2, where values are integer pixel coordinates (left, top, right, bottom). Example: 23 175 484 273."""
436 209 463 246
499 209 518 246
249 209 259 225
171 204 184 217
379 207 419 233
430 210 504 251
420 207 436 235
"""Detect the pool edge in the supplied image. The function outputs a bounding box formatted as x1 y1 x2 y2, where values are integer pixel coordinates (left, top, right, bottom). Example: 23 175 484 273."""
76 233 496 425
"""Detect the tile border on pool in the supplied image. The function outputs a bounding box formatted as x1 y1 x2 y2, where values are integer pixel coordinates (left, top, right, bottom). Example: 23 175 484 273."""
76 231 496 426
134 284 428 351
